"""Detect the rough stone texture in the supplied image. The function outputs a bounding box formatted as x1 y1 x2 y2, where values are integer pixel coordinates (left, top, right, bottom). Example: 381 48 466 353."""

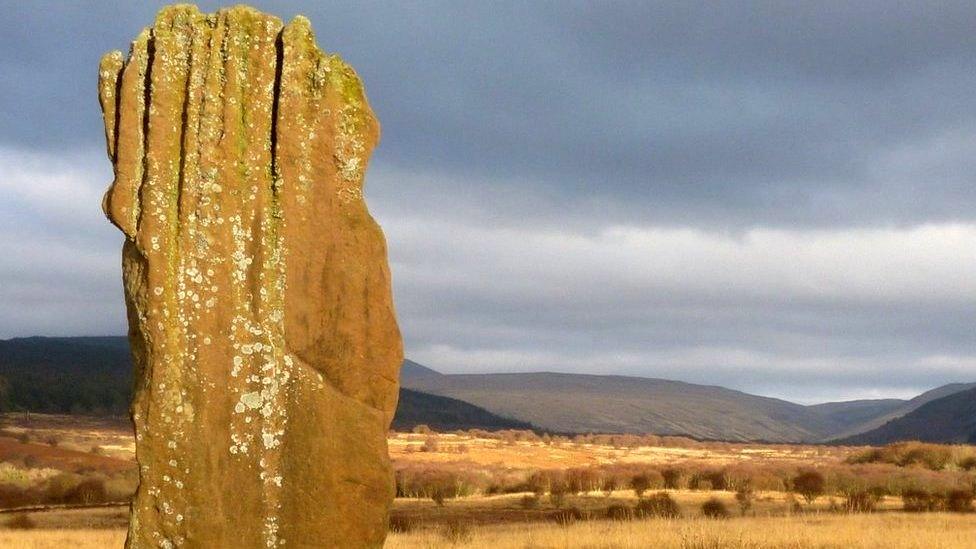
98 5 402 548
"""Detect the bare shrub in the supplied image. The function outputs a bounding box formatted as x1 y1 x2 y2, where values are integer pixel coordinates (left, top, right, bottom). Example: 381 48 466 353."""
735 485 754 516
421 437 439 453
785 493 803 514
551 506 585 525
388 515 416 534
661 468 681 490
549 478 569 508
5 513 36 530
792 470 826 505
65 478 107 505
701 497 730 519
902 488 938 512
849 442 953 471
630 473 651 497
525 471 548 497
0 484 39 509
689 470 728 491
520 494 540 509
606 503 633 520
844 491 877 513
565 468 599 494
946 489 974 513
635 492 681 519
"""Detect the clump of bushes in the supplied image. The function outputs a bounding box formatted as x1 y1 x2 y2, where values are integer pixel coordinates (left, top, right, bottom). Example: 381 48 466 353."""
634 492 681 519
5 513 36 530
551 506 585 525
902 488 940 512
388 515 416 534
844 491 877 513
688 470 728 491
549 478 569 508
734 485 754 516
520 494 539 509
946 490 974 513
630 473 651 497
606 503 633 520
903 488 976 513
64 478 107 505
849 442 957 471
661 468 681 490
701 497 730 519
791 470 826 505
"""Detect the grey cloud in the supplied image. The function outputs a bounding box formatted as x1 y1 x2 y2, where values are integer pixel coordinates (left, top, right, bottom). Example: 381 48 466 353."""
1 2 974 402
5 2 976 226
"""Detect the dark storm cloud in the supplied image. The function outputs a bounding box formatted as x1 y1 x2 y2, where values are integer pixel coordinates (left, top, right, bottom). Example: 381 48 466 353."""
5 1 976 226
1 2 974 401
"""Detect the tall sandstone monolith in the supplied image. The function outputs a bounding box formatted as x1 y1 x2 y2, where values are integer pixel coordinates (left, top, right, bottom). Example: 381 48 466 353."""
98 5 402 547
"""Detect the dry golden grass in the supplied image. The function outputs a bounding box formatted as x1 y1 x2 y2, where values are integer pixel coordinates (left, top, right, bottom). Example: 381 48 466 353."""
0 419 971 549
0 414 134 461
389 432 848 470
386 513 976 548
3 514 974 548
0 528 125 549
0 416 852 472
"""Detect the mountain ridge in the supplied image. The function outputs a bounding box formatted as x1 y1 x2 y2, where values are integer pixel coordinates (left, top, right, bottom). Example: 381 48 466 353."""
3 336 972 443
837 387 976 445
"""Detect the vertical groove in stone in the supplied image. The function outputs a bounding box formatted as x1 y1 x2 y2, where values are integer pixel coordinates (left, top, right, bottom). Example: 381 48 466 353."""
100 5 402 548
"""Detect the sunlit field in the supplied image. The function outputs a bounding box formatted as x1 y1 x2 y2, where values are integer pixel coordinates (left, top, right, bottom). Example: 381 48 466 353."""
3 514 975 549
385 513 976 549
1 416 974 548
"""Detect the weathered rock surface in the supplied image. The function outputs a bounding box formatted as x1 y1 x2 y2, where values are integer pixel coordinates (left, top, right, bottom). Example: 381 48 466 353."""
98 5 402 547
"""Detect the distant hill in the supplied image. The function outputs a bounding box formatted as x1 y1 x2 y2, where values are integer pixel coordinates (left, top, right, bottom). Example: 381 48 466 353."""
402 370 843 442
807 399 906 434
4 336 969 443
401 359 443 380
392 388 533 432
826 382 976 440
838 387 976 445
402 367 976 443
0 337 528 433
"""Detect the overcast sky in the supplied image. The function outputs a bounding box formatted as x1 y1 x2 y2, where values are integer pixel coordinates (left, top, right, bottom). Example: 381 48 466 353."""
2 1 975 403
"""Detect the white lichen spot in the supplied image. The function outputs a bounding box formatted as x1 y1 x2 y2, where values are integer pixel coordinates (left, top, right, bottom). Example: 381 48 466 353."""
240 392 263 410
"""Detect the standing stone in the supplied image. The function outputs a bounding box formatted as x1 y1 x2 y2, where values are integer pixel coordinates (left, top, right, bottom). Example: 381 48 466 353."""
98 5 402 547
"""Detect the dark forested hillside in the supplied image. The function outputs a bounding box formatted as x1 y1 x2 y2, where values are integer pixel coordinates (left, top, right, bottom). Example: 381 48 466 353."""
0 336 131 414
392 388 534 432
838 387 976 445
0 337 531 432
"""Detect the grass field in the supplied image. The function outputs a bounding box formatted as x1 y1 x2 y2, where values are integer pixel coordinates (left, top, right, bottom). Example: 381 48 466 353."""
2 513 974 548
0 415 973 547
386 513 976 548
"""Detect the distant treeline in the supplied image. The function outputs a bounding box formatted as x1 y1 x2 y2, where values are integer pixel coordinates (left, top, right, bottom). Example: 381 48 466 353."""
0 337 131 416
0 337 533 432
